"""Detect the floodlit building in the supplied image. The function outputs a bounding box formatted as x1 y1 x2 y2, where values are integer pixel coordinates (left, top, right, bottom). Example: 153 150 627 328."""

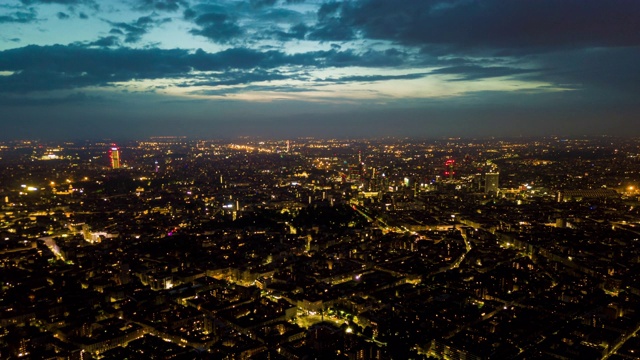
109 145 121 169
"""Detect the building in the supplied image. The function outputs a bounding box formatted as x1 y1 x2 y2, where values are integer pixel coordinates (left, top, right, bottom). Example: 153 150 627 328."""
349 164 363 182
485 173 499 195
445 159 455 178
557 189 619 202
109 145 121 169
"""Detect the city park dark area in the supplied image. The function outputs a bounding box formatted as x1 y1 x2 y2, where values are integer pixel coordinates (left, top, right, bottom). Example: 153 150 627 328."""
1 136 640 359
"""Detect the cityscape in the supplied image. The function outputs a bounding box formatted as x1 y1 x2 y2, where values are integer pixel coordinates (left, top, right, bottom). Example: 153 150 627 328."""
2 0 640 359
1 136 640 359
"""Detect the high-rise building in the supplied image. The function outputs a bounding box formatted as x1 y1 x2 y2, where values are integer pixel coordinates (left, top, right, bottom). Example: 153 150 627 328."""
444 159 455 178
109 145 121 169
348 164 362 182
485 172 499 194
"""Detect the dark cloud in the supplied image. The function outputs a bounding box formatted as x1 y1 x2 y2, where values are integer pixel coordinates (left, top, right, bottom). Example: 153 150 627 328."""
340 0 640 53
0 45 190 93
319 73 429 83
20 0 86 4
250 0 277 8
0 10 37 24
189 47 285 70
526 47 640 95
191 84 316 96
307 1 354 41
78 12 88 19
190 47 406 70
179 69 290 87
109 23 146 43
133 0 185 12
269 22 308 41
56 12 70 20
189 12 243 43
317 1 340 21
0 69 109 93
87 36 120 47
184 1 311 44
307 18 354 42
288 23 308 38
183 8 196 20
0 44 411 93
108 15 169 43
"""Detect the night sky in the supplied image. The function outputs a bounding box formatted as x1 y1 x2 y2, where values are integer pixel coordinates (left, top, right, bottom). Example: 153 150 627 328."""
1 0 639 140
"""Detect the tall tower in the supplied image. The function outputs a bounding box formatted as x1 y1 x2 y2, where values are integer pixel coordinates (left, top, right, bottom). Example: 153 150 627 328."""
109 145 121 169
444 159 455 178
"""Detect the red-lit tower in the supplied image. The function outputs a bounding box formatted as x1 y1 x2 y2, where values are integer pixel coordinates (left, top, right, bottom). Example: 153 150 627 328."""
444 159 455 178
109 145 121 169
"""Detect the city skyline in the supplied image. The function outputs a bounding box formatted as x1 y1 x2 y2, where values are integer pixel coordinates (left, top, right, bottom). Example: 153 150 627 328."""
1 136 639 358
1 0 639 140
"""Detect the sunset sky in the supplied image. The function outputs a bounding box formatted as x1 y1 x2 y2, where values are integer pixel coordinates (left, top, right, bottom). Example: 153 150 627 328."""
1 0 639 139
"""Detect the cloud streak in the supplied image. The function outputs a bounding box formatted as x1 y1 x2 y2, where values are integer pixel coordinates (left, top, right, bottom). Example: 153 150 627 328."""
0 44 417 93
0 9 37 24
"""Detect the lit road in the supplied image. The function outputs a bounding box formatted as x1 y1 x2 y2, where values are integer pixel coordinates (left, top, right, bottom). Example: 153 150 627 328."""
39 236 64 261
461 231 472 252
445 230 473 271
603 322 640 359
352 205 403 233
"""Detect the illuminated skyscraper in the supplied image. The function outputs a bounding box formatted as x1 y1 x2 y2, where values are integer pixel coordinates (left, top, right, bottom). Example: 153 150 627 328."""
109 145 121 169
444 159 455 178
485 172 499 194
